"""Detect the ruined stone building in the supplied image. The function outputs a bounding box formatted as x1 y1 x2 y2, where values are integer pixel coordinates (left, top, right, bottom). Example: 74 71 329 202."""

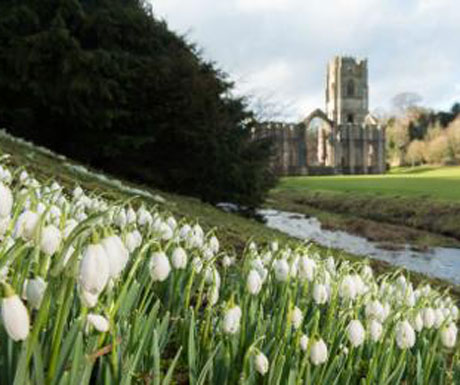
254 56 386 175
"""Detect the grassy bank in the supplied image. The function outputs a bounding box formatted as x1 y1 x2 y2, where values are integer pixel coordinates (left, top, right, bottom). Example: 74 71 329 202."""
269 167 460 248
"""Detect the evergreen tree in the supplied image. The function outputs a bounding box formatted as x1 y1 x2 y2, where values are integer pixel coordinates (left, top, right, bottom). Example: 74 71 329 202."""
0 0 276 206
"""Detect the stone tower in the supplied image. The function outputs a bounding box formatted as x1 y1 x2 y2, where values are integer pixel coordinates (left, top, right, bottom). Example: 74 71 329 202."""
326 56 368 125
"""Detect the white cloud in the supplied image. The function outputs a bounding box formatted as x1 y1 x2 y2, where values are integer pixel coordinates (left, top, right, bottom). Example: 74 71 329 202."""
152 0 460 119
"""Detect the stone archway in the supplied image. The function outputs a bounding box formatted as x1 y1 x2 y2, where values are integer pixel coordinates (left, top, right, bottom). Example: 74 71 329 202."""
300 109 334 167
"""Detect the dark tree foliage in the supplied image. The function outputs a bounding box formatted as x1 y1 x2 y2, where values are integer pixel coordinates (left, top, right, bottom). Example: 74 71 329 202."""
0 0 276 206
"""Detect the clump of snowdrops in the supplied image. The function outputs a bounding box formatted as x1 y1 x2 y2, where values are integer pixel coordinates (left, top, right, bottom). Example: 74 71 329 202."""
0 157 459 385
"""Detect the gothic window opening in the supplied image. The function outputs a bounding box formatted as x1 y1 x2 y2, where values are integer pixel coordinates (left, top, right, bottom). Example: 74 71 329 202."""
346 79 355 97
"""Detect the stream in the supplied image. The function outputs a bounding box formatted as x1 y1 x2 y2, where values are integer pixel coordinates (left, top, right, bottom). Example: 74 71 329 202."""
259 209 460 285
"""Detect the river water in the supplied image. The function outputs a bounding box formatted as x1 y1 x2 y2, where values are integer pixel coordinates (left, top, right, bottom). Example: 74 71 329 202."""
259 209 460 285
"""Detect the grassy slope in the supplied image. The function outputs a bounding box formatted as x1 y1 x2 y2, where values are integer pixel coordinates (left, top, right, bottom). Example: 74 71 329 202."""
269 167 460 246
1 129 458 295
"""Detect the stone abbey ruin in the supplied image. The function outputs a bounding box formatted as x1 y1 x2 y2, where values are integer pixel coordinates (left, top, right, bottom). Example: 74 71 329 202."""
255 56 386 175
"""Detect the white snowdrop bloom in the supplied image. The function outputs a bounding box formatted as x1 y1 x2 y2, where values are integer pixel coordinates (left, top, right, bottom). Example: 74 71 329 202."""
179 224 192 240
191 257 203 273
209 236 219 254
79 243 110 295
396 276 407 291
251 258 267 279
73 186 84 199
347 320 365 347
14 210 39 240
441 323 457 348
270 241 278 252
298 256 316 282
114 209 127 228
0 216 10 238
63 219 78 238
313 283 329 305
254 352 269 375
352 274 366 295
24 277 47 309
126 207 136 224
365 300 385 322
273 259 290 282
160 222 173 241
412 313 424 332
368 320 383 342
87 314 110 333
1 294 30 341
247 269 263 295
125 230 142 253
362 265 373 279
300 334 309 352
248 241 257 252
167 216 177 230
310 339 328 366
222 255 234 268
50 181 61 192
0 182 13 218
192 223 204 239
137 206 152 227
19 170 29 184
340 275 357 301
171 247 187 269
101 235 129 279
202 246 214 261
434 308 445 329
422 308 435 329
404 287 416 307
149 252 171 282
442 307 451 319
40 225 61 255
326 256 336 275
204 267 221 288
451 306 459 320
80 289 98 308
291 306 303 329
395 321 416 349
223 305 242 334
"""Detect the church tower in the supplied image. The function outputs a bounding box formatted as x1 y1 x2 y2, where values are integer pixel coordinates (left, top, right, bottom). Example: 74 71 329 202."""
326 56 369 125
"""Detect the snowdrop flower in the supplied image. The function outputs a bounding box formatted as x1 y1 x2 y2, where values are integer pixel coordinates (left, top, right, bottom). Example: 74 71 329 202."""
191 257 203 273
434 308 445 329
101 235 129 279
73 186 84 199
24 277 47 309
167 216 177 230
137 206 152 226
125 207 136 225
19 170 29 184
247 270 262 295
395 321 416 349
254 352 269 375
365 300 385 322
0 182 13 218
412 313 424 332
114 209 127 228
422 307 435 329
347 320 365 347
451 306 459 320
340 275 357 301
80 289 98 308
205 267 221 289
273 259 290 282
87 314 110 333
149 252 171 282
313 283 329 305
160 222 173 241
209 235 219 254
270 241 278 252
222 255 234 268
223 305 242 334
125 230 142 252
1 289 29 341
291 306 303 329
368 320 383 342
79 243 110 295
40 225 61 255
14 210 39 240
179 224 191 240
362 265 373 279
300 334 309 352
298 256 316 282
251 258 268 282
441 323 457 348
310 338 328 365
171 247 187 269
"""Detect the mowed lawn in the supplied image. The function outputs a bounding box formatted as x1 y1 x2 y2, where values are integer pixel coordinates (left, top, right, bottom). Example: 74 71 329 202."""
276 166 460 202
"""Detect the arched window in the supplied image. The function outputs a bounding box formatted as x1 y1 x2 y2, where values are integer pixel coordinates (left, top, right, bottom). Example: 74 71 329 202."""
346 79 355 97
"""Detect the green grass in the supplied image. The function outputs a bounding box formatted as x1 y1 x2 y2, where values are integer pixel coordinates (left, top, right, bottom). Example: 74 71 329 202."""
277 166 460 202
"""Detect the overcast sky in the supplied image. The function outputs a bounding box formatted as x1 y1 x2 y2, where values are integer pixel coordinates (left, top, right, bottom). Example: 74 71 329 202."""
153 0 460 121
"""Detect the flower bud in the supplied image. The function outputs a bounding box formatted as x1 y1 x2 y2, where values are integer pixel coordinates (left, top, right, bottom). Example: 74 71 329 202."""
171 247 187 269
149 252 171 282
368 320 383 342
87 313 110 332
347 319 365 347
254 352 269 375
441 322 457 348
291 306 303 330
24 277 47 309
1 293 30 341
310 338 328 365
273 259 289 282
298 256 316 282
223 305 242 334
300 334 309 352
247 270 262 295
313 283 329 305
